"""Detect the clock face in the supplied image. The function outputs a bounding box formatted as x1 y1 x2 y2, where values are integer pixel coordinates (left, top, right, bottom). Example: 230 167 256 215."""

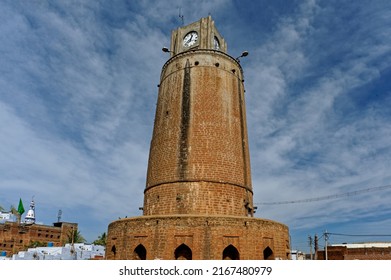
183 31 198 47
213 36 220 50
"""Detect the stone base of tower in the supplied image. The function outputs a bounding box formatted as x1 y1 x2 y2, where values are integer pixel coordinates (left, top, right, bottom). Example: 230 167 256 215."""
106 215 290 260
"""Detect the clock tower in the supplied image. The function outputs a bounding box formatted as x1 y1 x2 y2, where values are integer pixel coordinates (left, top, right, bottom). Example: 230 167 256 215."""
106 16 290 260
169 16 227 55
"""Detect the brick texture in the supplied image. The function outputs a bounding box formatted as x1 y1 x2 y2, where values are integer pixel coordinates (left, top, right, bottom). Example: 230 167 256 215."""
0 222 77 257
143 182 253 216
106 27 290 259
145 50 254 216
106 215 290 260
317 246 391 260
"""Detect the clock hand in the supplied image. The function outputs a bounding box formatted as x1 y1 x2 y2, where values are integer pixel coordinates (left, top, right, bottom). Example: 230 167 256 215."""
187 34 193 44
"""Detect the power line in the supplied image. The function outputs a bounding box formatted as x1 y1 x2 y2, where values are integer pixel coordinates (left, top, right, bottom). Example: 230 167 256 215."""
255 184 391 205
328 232 391 237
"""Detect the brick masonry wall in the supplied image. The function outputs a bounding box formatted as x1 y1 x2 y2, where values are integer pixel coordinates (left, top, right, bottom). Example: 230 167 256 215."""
317 246 391 260
106 215 290 260
107 44 290 259
143 181 253 216
0 222 77 257
145 50 253 216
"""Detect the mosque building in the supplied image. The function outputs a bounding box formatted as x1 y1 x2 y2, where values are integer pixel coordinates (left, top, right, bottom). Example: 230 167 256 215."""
0 198 78 258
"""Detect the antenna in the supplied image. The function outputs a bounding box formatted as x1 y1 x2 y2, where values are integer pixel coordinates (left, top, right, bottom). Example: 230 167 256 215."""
178 7 184 26
57 209 62 223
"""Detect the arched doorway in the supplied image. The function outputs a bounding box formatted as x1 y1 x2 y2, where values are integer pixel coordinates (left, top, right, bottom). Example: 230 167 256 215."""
263 246 274 260
222 245 240 260
133 244 147 260
174 244 192 260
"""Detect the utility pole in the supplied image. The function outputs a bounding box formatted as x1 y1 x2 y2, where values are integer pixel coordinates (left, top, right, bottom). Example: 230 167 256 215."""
314 234 318 260
308 235 313 260
324 230 329 260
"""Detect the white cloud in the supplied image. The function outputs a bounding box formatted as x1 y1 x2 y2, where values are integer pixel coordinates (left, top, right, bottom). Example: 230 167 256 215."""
1 0 390 246
245 0 391 239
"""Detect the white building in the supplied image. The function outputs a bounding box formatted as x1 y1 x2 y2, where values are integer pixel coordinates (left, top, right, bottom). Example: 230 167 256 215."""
0 212 17 223
11 243 105 260
330 242 391 248
291 250 306 260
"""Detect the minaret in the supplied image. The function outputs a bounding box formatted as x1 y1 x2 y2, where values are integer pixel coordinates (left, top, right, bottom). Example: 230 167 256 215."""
106 16 290 260
24 199 36 224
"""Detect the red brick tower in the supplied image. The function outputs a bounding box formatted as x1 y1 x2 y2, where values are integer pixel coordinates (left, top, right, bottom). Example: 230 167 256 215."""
106 16 290 260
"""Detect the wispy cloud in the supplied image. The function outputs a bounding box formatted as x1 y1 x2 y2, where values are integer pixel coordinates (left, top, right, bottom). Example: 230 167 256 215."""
0 1 162 235
1 0 390 248
245 0 391 239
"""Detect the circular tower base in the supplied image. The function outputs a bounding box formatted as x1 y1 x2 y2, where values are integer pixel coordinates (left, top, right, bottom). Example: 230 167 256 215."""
106 215 290 260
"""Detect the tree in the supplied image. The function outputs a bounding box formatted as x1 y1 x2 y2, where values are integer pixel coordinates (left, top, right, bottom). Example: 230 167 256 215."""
0 205 14 212
10 205 18 215
66 229 86 244
93 232 107 246
26 241 47 249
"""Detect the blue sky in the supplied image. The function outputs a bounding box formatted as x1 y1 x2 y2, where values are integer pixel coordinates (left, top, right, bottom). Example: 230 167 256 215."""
1 0 390 253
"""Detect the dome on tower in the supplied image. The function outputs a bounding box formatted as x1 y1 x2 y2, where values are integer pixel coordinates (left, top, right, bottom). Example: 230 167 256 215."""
24 199 36 225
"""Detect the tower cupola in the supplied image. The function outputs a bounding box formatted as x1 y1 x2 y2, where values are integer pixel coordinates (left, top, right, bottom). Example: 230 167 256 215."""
168 15 227 56
24 199 36 224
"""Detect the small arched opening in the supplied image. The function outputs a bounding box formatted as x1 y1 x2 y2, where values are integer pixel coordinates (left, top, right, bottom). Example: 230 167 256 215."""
111 245 117 259
133 244 147 260
174 243 192 260
222 244 240 260
263 246 274 260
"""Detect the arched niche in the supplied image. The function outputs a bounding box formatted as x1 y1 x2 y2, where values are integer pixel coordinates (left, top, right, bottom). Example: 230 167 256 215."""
263 246 274 260
222 244 240 260
133 244 147 260
174 243 192 260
